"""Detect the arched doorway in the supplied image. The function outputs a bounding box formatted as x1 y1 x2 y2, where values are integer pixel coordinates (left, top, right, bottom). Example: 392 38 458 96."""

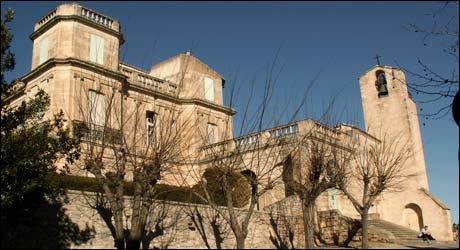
402 203 424 231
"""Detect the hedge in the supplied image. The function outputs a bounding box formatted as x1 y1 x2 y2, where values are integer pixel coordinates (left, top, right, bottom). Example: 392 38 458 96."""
54 174 250 207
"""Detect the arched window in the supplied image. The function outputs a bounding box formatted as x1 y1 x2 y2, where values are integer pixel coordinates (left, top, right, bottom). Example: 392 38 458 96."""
375 70 389 97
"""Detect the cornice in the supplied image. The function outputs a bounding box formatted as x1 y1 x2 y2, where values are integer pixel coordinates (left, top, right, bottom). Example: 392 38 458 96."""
20 58 127 83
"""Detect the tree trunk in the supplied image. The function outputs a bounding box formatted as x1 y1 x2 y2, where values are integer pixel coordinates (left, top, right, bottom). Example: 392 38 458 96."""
126 239 141 250
236 236 245 249
361 210 369 249
114 238 125 250
114 210 126 250
302 201 315 249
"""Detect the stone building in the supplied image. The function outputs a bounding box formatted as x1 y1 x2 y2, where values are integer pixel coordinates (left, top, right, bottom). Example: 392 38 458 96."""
4 3 453 247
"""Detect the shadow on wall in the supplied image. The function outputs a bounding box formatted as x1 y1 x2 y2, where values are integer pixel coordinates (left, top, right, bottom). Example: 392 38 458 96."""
0 193 95 249
315 210 361 247
267 208 299 249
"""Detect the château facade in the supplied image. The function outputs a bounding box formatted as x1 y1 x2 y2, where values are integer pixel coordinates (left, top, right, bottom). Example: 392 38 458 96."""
5 3 453 247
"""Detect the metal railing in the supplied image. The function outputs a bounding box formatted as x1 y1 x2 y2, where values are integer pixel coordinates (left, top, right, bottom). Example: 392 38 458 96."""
73 120 122 144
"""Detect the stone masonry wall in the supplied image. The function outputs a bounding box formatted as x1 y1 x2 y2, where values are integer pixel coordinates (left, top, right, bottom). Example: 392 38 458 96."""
64 191 404 249
65 191 307 249
316 210 396 247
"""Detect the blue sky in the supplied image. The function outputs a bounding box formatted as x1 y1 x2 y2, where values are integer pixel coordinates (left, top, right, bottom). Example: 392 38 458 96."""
2 1 458 223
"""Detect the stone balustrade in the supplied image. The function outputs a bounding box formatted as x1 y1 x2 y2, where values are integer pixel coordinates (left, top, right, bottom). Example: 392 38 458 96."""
268 123 299 138
120 64 178 95
34 4 119 32
314 122 340 137
36 8 57 27
81 7 114 28
235 133 261 147
200 122 300 157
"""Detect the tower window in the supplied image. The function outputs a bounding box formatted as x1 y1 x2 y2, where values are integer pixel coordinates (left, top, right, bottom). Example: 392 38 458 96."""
204 77 214 101
375 70 389 97
90 34 105 64
39 37 49 64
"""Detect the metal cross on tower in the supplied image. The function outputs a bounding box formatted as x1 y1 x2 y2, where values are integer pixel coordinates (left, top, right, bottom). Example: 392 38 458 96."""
374 54 382 65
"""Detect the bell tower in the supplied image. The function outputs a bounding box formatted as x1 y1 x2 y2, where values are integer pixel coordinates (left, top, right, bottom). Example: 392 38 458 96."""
359 65 429 189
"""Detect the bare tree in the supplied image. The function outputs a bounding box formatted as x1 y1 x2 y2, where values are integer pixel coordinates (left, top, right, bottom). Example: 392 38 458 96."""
398 1 459 120
285 120 353 249
71 52 200 250
186 52 319 249
338 132 414 249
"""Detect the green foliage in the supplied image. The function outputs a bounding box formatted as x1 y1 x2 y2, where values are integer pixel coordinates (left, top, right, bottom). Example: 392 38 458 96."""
0 89 91 248
0 7 94 247
56 174 201 204
1 7 15 91
55 173 252 208
198 167 252 208
1 90 80 208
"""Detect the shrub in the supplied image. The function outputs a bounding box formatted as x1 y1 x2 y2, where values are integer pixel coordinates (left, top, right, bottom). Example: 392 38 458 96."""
198 167 252 208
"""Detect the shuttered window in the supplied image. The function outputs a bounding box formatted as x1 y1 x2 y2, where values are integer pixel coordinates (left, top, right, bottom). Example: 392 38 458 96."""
90 34 104 64
88 90 105 126
207 123 218 144
204 77 214 101
39 37 49 64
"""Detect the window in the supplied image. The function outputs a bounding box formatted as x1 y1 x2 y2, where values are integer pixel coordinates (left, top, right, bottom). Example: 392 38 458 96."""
146 111 157 144
328 188 338 210
204 77 214 101
88 90 105 126
207 123 218 144
90 34 104 64
39 37 49 64
375 70 389 97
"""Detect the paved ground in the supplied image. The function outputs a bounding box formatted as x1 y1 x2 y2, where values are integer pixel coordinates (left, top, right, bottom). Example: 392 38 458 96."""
371 241 459 249
317 241 459 249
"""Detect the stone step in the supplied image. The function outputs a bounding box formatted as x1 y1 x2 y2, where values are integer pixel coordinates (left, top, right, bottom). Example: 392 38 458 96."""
368 219 420 241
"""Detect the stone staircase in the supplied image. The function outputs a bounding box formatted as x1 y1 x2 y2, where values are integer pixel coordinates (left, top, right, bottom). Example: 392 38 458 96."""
369 219 420 243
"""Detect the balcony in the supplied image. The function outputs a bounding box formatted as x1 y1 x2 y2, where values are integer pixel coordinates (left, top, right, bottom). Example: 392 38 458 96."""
73 120 122 145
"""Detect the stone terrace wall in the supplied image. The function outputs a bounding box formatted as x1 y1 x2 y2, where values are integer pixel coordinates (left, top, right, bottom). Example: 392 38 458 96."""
317 210 396 247
65 191 306 249
65 191 399 249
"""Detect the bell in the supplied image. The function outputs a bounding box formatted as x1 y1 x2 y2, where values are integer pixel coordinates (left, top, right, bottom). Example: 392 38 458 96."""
375 74 389 96
377 84 388 96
